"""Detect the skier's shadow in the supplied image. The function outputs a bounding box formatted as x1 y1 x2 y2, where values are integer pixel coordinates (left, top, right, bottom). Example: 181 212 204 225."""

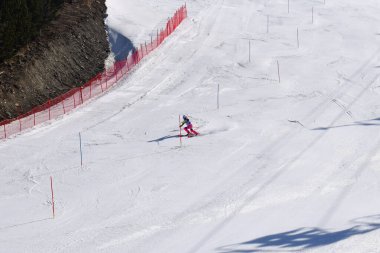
148 134 183 143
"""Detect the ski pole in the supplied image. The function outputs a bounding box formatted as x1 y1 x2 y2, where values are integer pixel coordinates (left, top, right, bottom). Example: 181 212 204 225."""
179 115 182 146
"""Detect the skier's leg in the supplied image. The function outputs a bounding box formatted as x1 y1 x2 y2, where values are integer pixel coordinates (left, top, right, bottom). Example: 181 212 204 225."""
184 126 190 135
187 125 194 136
190 128 199 135
187 124 198 135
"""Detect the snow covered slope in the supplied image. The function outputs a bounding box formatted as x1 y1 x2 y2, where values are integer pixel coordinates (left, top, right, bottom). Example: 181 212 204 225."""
1 0 380 252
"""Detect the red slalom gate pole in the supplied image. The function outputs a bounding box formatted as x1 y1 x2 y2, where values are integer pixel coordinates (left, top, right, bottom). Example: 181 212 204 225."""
50 176 55 219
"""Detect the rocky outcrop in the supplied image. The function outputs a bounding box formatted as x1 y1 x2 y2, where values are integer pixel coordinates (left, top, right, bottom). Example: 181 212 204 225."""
0 0 110 120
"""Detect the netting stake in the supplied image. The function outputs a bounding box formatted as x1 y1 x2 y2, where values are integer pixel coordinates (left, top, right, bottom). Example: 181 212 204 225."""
48 100 51 120
50 176 55 219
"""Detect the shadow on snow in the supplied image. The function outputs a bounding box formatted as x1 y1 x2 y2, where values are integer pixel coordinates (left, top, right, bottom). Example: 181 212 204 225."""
217 215 380 253
107 27 135 61
313 117 380 131
148 134 184 143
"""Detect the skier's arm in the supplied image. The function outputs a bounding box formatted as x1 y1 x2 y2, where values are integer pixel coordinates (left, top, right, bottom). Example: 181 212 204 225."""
179 121 185 127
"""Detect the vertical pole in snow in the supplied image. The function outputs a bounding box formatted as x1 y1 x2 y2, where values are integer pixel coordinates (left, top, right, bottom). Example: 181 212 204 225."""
169 18 171 33
116 64 118 82
217 83 220 110
80 87 84 104
277 60 281 83
50 176 55 219
312 7 314 24
3 124 6 139
297 27 299 48
267 15 269 33
288 0 290 13
179 115 182 146
157 29 159 47
79 132 83 168
249 40 251 63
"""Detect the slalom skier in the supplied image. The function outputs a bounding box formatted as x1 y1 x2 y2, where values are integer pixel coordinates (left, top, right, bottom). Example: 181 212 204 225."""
180 115 199 137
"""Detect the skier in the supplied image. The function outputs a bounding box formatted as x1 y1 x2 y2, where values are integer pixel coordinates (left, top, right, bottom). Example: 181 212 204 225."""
180 115 199 137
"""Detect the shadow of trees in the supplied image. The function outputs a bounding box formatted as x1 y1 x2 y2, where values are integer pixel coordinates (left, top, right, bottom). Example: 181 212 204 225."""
217 215 380 252
107 27 134 61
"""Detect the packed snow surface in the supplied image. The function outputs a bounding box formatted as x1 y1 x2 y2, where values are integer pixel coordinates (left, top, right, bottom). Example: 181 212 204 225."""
1 0 380 252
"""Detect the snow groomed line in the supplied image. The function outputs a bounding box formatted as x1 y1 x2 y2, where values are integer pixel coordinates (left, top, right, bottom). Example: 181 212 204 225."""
0 4 188 140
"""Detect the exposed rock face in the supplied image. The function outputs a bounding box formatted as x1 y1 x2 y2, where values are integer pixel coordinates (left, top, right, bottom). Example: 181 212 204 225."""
0 0 110 120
